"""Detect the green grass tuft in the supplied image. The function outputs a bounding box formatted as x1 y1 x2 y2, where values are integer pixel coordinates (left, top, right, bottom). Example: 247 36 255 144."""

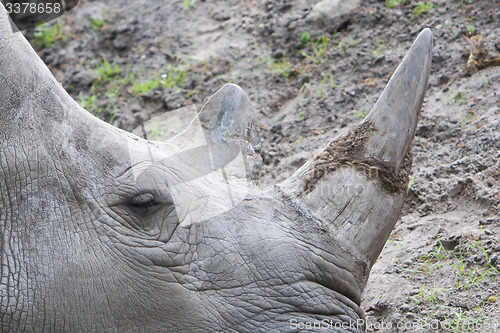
90 11 108 30
34 19 67 49
93 58 123 87
413 2 437 17
386 0 407 8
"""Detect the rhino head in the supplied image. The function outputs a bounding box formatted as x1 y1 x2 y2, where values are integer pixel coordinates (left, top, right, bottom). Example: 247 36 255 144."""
0 3 432 332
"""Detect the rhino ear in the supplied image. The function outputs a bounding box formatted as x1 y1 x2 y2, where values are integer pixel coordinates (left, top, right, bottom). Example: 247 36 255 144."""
280 29 432 269
171 84 262 182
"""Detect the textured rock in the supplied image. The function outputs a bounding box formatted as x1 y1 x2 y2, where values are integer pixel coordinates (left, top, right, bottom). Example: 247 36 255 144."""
306 0 361 27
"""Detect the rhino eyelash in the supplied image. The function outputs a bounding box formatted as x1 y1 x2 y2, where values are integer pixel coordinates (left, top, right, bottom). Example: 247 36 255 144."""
124 193 163 217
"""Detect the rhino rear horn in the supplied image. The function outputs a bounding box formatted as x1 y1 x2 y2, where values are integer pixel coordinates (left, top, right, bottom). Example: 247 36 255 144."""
170 84 262 182
280 29 432 268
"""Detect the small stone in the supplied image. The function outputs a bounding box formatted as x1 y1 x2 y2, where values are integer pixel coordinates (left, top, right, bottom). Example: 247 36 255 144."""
406 313 415 320
270 124 282 134
479 218 499 225
271 49 284 59
109 24 132 37
306 0 361 28
441 235 461 250
373 55 385 64
300 76 311 85
402 260 412 267
131 104 141 114
70 71 94 88
279 4 292 12
326 17 351 34
490 254 498 265
212 8 231 21
438 74 450 85
439 193 449 201
113 36 129 51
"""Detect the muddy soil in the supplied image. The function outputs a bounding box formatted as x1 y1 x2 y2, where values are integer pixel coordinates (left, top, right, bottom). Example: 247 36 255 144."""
25 0 499 331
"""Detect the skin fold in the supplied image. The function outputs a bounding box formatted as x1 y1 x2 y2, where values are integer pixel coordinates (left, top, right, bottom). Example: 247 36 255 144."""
0 3 432 332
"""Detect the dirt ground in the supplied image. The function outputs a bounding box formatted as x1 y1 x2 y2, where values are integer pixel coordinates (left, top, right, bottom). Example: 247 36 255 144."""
25 0 499 331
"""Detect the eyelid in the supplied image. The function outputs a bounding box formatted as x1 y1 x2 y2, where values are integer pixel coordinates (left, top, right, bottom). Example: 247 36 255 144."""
128 192 156 205
121 192 163 219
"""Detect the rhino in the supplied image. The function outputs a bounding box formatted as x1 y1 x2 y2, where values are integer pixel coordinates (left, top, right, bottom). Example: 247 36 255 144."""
0 3 432 332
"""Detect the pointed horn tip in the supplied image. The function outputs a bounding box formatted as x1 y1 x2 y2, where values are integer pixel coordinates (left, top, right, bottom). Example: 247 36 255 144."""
402 28 433 68
403 28 433 69
413 28 433 55
213 83 246 98
332 27 433 168
419 28 432 42
201 83 249 113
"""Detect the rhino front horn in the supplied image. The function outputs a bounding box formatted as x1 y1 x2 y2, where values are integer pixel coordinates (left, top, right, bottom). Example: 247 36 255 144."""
280 29 432 268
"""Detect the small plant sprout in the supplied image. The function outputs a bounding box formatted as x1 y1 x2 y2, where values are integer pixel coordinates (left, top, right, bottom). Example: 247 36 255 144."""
421 240 448 263
374 38 386 55
93 58 123 87
418 283 426 303
105 84 120 104
132 66 188 94
34 19 67 49
455 246 466 276
90 11 108 29
416 283 446 304
270 51 293 77
78 93 103 116
274 58 292 77
447 91 468 105
108 109 118 125
465 24 475 36
329 73 337 89
338 40 346 54
413 2 437 17
319 75 327 97
407 176 416 191
217 59 235 84
297 84 306 106
443 311 486 333
254 42 293 77
452 239 498 291
133 75 162 94
295 84 309 119
482 73 490 85
183 0 197 10
318 73 340 97
418 241 448 275
355 108 370 119
458 109 476 129
386 0 407 8
300 34 329 64
299 31 311 47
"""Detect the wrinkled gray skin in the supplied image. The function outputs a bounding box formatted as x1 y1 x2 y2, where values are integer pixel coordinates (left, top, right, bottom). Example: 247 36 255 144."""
0 4 432 332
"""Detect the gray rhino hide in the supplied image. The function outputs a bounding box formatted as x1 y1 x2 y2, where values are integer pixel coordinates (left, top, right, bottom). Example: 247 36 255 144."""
0 3 432 332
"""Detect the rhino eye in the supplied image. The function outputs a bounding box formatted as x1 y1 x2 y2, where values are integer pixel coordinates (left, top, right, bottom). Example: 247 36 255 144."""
125 192 162 217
